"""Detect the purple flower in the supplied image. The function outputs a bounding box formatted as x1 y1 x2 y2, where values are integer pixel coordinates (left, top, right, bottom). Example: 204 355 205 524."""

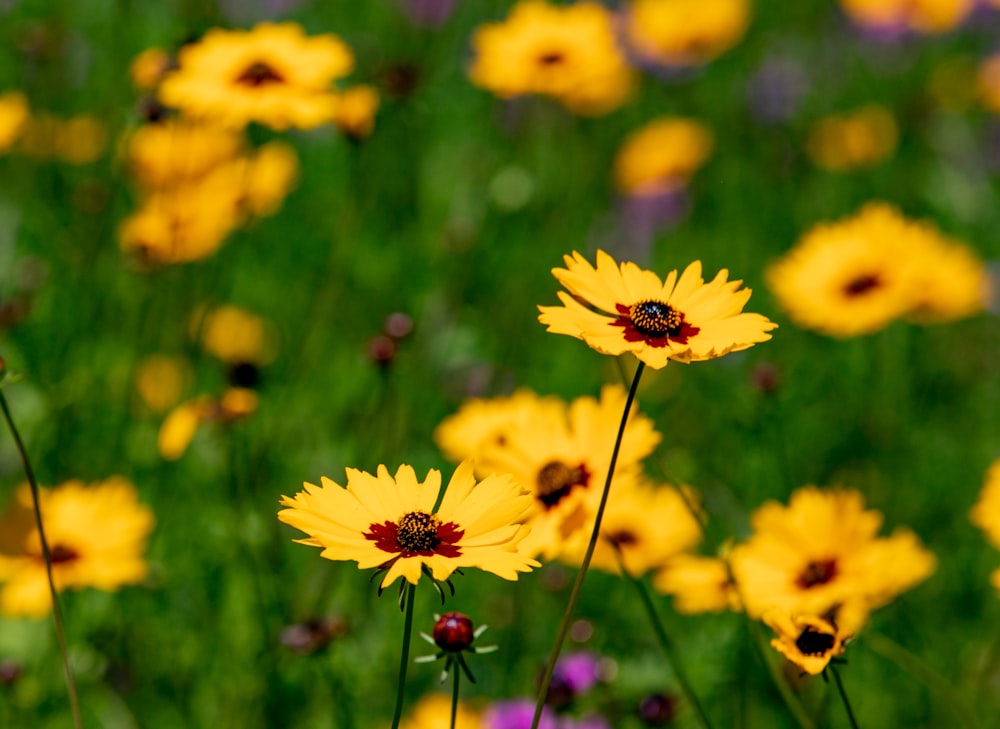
484 700 558 729
399 0 457 27
746 58 807 124
553 652 602 695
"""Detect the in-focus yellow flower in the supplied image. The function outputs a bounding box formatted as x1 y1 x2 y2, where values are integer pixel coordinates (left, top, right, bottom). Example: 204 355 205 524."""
130 47 172 90
158 388 258 460
126 119 245 189
730 487 936 619
334 84 380 139
838 0 973 34
468 1 634 116
558 481 701 575
971 459 1000 590
768 203 985 336
653 553 739 614
399 692 483 729
623 0 750 67
763 609 862 676
197 304 276 366
159 22 353 130
0 478 154 618
466 384 661 559
538 250 776 369
279 462 539 588
0 91 29 153
614 117 713 194
134 354 192 413
806 105 897 172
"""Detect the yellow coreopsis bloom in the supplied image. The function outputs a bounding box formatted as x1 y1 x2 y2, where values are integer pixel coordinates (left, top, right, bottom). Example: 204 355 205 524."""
623 0 750 67
971 459 1000 591
468 1 634 116
334 85 380 139
197 304 276 366
806 105 898 172
159 22 354 130
839 0 973 34
763 608 863 676
278 462 539 588
158 388 258 460
653 553 740 614
126 118 245 189
538 250 776 369
0 92 29 153
399 692 483 729
614 117 714 194
729 487 936 619
0 478 154 618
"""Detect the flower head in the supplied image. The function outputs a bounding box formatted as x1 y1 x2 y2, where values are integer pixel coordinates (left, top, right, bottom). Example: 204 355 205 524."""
538 250 776 369
762 608 862 675
653 553 739 614
468 1 634 116
278 462 539 588
622 0 750 68
0 92 29 153
401 692 484 729
806 105 898 172
971 459 1000 591
158 22 354 130
0 478 154 618
838 0 973 35
614 117 713 195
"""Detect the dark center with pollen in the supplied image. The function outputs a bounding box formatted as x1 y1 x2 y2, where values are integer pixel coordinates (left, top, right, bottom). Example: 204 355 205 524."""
236 61 285 87
795 627 836 656
843 274 881 297
395 511 441 553
629 300 684 338
49 544 80 564
796 559 838 589
536 460 587 509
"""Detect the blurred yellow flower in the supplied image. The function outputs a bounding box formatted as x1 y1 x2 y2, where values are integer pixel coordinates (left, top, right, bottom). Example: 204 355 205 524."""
730 487 936 619
18 113 107 164
158 388 258 460
623 0 750 67
278 462 539 589
468 1 634 116
538 250 776 369
762 609 861 676
334 84 380 139
806 105 897 172
558 481 701 575
971 459 1000 591
839 0 973 34
159 22 353 130
126 119 245 188
614 117 713 194
0 91 29 153
130 47 171 90
197 304 276 365
399 692 483 729
0 478 154 618
134 354 192 413
976 54 1000 115
653 553 739 614
241 141 299 217
465 384 661 560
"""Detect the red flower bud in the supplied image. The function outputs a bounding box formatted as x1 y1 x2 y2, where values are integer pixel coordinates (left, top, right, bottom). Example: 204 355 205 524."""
432 612 475 652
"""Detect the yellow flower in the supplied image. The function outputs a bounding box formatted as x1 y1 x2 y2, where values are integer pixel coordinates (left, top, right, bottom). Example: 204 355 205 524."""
334 84 380 139
158 22 354 130
558 481 701 575
838 0 974 34
197 304 276 366
768 203 984 336
614 117 713 194
130 47 171 90
158 388 258 460
0 478 154 618
653 554 739 614
17 113 107 164
126 119 245 189
134 354 192 413
434 389 565 463
468 384 661 560
971 459 1000 595
399 692 483 729
538 250 776 369
763 609 862 676
0 91 29 153
278 462 539 588
623 0 750 67
468 1 634 116
241 141 299 217
729 487 936 619
806 105 898 172
977 54 1000 115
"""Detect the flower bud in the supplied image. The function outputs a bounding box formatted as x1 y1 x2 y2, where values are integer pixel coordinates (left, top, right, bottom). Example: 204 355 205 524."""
432 611 475 652
638 692 676 726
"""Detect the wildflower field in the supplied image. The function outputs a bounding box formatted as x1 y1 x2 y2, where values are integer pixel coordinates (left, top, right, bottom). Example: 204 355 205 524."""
2 0 1000 727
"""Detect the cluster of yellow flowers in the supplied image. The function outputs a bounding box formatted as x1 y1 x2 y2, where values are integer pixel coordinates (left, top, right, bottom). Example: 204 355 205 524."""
0 91 106 164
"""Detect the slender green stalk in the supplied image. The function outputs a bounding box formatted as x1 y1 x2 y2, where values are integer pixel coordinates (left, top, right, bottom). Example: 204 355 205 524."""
390 583 417 729
745 619 816 729
865 631 981 729
529 362 646 729
450 660 460 729
829 665 860 729
620 561 713 729
0 388 83 729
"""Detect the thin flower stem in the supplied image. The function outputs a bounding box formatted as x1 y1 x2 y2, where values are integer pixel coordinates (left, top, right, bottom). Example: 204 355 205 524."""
390 583 417 729
450 659 460 729
865 631 981 729
619 559 713 729
0 388 83 729
829 664 860 729
529 361 646 729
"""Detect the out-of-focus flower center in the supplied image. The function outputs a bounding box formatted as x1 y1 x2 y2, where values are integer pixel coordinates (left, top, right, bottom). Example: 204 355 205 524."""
842 274 881 297
48 544 80 564
795 626 835 656
538 50 566 66
796 558 838 589
606 529 638 547
236 61 285 87
536 460 589 509
395 511 442 552
630 300 683 337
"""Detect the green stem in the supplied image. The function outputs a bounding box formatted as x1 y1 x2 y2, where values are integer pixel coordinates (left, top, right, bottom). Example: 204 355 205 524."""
529 362 646 729
745 619 816 729
450 659 460 729
0 389 83 729
390 583 417 729
829 664 860 729
865 631 981 729
621 562 713 729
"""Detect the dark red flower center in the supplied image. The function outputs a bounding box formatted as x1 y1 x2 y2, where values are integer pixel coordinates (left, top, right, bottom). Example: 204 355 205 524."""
48 544 80 565
535 460 590 509
843 274 881 298
612 301 700 348
236 61 285 87
796 559 838 589
364 510 464 558
606 529 638 548
795 626 836 657
538 50 566 66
